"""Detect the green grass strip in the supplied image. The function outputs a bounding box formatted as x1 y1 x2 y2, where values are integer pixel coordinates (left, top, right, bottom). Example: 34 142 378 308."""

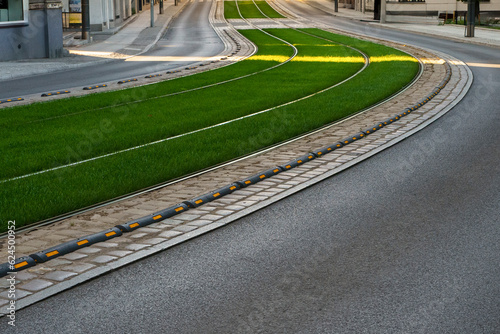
0 28 419 231
1 30 361 181
224 1 284 19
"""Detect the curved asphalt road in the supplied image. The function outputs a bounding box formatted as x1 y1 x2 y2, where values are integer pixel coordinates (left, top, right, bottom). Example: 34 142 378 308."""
0 0 224 99
2 5 500 334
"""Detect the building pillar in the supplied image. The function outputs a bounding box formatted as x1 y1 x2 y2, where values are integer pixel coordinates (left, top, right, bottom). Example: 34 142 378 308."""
29 0 64 58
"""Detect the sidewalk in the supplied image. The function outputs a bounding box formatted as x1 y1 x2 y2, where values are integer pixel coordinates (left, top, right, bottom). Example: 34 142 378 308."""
0 0 188 81
308 0 500 48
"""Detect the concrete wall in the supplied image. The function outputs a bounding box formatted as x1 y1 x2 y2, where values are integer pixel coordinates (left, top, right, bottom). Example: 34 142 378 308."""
0 0 64 61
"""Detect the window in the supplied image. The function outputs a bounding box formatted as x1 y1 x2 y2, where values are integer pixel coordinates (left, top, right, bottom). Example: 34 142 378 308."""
0 0 28 26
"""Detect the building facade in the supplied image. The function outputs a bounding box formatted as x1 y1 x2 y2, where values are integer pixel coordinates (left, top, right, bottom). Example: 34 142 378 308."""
348 0 500 23
0 0 64 61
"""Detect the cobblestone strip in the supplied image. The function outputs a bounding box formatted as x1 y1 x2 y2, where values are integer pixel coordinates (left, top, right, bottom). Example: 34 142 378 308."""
0 11 472 316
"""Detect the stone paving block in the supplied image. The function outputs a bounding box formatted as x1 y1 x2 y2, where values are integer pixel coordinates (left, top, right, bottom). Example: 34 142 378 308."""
107 250 133 257
200 214 224 221
90 256 118 264
173 225 198 233
43 259 73 267
143 238 167 245
246 195 269 202
225 205 245 211
62 263 96 273
130 233 148 239
76 247 102 254
43 271 78 282
159 230 183 239
0 298 8 307
175 214 202 221
186 220 213 227
18 279 53 292
215 210 235 216
238 200 258 207
125 243 150 251
95 242 119 248
10 271 36 281
60 252 88 261
27 267 56 275
0 289 32 300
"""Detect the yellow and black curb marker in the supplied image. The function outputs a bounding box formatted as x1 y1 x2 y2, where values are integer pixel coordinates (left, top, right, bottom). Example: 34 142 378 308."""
116 203 188 232
166 70 182 74
83 84 107 90
0 97 24 104
185 66 197 70
313 142 344 157
145 74 162 78
118 79 138 84
29 227 122 263
0 62 453 278
41 90 70 97
236 167 283 188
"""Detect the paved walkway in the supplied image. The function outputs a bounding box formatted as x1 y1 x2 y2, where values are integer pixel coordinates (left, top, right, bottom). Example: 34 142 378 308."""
0 0 188 81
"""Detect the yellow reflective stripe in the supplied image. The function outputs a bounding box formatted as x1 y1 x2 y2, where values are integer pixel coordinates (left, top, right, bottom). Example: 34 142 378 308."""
46 250 59 257
14 261 29 269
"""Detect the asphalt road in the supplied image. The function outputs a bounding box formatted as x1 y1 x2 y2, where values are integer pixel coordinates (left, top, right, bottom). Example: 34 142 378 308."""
0 0 224 99
2 5 500 334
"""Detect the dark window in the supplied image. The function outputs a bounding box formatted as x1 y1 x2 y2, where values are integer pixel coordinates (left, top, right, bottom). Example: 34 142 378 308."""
0 0 24 22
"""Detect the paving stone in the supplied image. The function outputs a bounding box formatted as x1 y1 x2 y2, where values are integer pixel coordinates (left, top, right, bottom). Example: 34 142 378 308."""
18 279 53 292
143 238 167 245
129 233 148 239
225 205 245 211
107 250 133 257
0 298 8 307
200 214 224 221
238 200 258 207
95 242 119 248
43 271 78 282
76 247 102 254
215 210 234 216
10 271 36 281
186 220 213 227
125 243 149 251
158 230 183 239
175 214 201 221
0 289 32 300
61 252 88 261
173 225 198 233
44 259 72 267
62 263 96 273
27 267 56 275
90 256 118 264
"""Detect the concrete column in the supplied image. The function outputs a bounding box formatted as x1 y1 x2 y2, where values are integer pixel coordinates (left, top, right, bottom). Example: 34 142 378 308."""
29 0 64 58
380 0 386 23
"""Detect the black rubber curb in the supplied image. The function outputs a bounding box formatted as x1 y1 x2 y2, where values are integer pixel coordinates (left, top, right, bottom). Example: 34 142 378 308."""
118 79 138 84
83 84 107 90
41 91 70 97
0 60 452 278
0 97 23 104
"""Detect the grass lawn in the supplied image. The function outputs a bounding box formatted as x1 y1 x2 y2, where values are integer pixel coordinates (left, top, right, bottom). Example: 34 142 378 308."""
0 27 418 231
224 1 285 19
